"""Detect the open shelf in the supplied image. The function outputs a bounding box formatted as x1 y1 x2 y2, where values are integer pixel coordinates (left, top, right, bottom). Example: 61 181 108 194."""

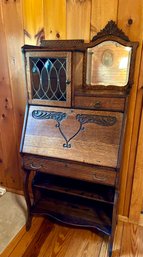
32 173 115 205
31 189 112 236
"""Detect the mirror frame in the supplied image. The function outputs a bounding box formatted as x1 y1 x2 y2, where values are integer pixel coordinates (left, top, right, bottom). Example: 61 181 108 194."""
83 20 139 91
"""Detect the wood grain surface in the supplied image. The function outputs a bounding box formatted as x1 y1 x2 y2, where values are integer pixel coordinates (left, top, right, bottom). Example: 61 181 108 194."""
117 0 143 217
23 0 44 45
66 0 91 41
1 217 143 257
23 155 116 186
0 0 142 225
0 2 21 189
44 0 66 40
91 0 118 39
22 106 123 168
74 96 125 111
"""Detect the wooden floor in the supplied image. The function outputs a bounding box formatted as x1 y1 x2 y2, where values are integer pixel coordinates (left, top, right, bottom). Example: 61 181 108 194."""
1 217 143 257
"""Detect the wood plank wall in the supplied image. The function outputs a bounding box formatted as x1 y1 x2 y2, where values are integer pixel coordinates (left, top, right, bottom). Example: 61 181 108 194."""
0 0 143 221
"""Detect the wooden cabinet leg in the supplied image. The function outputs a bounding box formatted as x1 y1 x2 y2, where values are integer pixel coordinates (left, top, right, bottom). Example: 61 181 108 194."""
108 244 112 257
108 235 113 257
26 215 32 231
23 169 32 231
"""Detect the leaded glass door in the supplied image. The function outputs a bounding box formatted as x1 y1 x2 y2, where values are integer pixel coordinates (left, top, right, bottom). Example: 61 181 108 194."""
25 52 71 107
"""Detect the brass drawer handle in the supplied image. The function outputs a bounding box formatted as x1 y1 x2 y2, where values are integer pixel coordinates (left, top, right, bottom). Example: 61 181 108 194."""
30 163 42 170
94 101 101 108
93 174 106 181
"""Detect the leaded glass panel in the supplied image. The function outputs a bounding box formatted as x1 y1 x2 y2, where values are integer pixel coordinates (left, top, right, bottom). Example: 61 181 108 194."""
30 57 67 101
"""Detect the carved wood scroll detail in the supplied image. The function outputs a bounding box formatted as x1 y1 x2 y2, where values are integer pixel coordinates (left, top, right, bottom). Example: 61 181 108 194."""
76 114 117 126
32 110 117 148
92 20 130 42
32 110 67 121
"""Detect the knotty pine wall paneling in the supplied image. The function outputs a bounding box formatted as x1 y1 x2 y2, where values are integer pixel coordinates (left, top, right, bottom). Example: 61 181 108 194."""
1 0 26 190
129 104 143 222
0 131 6 187
90 0 118 39
44 0 66 40
0 2 22 190
2 0 26 143
129 46 143 222
23 0 44 45
117 0 143 218
66 0 91 41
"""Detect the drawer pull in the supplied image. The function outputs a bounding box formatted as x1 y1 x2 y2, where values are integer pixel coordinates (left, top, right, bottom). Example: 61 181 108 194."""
94 101 101 108
66 80 71 85
30 163 42 170
93 174 106 181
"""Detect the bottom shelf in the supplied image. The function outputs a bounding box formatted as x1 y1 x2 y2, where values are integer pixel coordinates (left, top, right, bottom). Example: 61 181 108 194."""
31 191 112 236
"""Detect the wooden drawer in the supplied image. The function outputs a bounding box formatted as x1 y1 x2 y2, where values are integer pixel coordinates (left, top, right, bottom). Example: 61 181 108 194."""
22 155 116 186
74 96 125 111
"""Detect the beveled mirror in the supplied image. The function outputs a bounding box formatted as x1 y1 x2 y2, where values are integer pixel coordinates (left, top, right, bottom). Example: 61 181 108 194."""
84 21 138 90
86 41 132 87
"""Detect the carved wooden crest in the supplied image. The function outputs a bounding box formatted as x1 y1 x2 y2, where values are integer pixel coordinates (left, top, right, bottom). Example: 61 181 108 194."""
92 20 130 42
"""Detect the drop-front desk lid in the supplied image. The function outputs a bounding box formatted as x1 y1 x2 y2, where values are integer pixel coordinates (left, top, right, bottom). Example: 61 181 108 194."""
21 105 123 168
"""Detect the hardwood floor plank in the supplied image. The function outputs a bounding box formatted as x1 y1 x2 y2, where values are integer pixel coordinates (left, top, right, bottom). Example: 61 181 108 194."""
39 225 103 257
120 223 143 257
39 225 74 257
59 228 103 257
0 217 43 257
22 221 53 257
3 218 143 257
1 216 104 257
99 237 108 257
8 217 49 257
112 221 124 257
138 226 143 256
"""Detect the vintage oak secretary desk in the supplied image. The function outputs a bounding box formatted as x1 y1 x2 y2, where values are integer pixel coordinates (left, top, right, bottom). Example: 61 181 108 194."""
20 21 138 256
